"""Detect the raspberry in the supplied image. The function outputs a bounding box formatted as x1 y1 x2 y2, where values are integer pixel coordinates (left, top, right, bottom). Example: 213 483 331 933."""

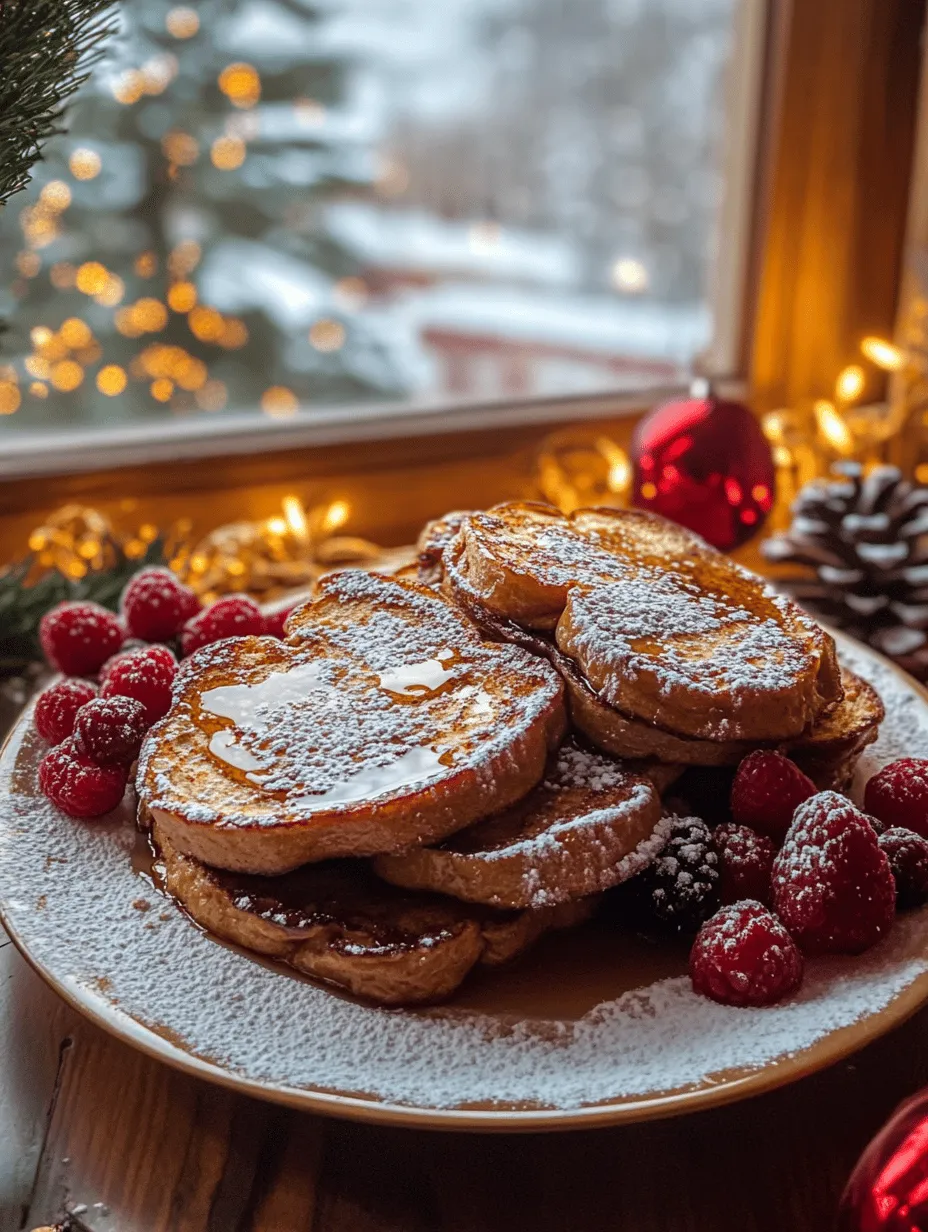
34 678 98 745
180 594 266 657
120 567 201 642
714 823 776 906
100 642 176 685
263 600 301 639
690 900 803 1007
637 815 720 932
39 738 128 819
772 791 896 954
878 828 928 910
73 696 149 766
100 646 177 725
730 750 816 842
39 601 124 676
864 759 928 839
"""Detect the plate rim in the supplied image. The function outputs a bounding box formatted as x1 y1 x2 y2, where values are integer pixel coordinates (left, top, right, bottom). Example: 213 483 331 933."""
4 629 928 1133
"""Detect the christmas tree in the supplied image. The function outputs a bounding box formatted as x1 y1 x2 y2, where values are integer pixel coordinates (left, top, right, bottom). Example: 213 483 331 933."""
0 0 409 427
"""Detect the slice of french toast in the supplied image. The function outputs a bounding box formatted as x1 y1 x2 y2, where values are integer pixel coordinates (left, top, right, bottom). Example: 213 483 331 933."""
138 571 565 875
443 502 842 742
375 736 668 909
155 826 593 1005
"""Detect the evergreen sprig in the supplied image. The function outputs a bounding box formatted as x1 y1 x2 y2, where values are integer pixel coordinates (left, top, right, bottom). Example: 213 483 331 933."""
0 0 118 210
0 536 170 673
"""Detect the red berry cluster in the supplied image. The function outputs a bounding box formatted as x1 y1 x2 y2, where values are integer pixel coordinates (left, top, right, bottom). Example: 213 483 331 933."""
683 751 928 1009
33 566 299 820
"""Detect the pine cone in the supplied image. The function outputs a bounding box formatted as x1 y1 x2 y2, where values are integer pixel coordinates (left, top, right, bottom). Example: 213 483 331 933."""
762 463 928 678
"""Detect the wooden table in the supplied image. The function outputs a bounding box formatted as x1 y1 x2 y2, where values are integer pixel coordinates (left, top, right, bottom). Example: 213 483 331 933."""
1 923 925 1232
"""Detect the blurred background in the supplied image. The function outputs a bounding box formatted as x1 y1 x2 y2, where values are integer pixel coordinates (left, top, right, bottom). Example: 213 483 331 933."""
0 0 736 430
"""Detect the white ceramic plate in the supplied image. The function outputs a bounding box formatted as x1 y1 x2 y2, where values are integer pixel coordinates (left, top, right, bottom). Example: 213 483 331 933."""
2 631 928 1131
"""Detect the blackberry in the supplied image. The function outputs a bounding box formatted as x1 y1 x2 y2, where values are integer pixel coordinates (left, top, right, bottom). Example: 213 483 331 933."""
640 815 720 932
879 827 928 909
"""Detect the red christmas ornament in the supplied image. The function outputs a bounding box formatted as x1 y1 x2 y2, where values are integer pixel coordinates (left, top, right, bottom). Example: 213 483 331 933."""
631 383 775 551
838 1089 928 1230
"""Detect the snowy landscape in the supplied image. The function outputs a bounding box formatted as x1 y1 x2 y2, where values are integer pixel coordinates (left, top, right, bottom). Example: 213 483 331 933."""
0 0 736 428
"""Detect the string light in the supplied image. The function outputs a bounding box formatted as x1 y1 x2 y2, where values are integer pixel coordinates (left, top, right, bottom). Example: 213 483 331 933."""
168 241 201 279
112 70 145 105
188 306 225 342
131 298 169 331
261 386 298 417
150 378 174 401
50 360 84 392
814 399 854 454
218 318 248 348
161 131 199 166
0 382 21 415
39 181 71 211
309 319 346 352
96 365 127 396
167 281 197 312
29 382 48 399
320 499 350 532
134 252 157 278
166 6 199 37
861 337 905 371
50 262 76 288
611 257 649 293
16 251 41 278
211 136 246 170
68 148 102 180
24 356 51 380
94 273 125 307
141 55 177 95
835 365 865 402
30 326 52 349
59 318 92 349
75 262 109 295
218 63 261 108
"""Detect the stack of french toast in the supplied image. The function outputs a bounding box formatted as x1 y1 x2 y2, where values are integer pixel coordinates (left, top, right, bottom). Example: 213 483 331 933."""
138 502 884 1005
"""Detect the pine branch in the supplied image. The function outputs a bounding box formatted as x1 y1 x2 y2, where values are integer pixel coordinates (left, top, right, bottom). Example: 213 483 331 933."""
0 0 119 210
0 537 170 673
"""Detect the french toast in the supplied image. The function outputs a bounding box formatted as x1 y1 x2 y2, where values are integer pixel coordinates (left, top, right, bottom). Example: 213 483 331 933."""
442 502 842 742
417 510 474 585
375 736 668 909
155 825 594 1005
138 571 566 875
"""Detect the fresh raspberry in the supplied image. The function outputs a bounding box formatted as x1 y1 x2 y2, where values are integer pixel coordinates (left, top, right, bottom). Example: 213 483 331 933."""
73 696 149 766
637 815 720 932
878 828 928 910
34 679 98 745
690 900 803 1007
180 594 266 656
864 759 928 839
714 822 776 906
39 601 124 676
38 738 128 819
730 750 816 842
120 567 201 642
772 791 896 954
100 642 176 685
263 600 301 639
100 646 177 725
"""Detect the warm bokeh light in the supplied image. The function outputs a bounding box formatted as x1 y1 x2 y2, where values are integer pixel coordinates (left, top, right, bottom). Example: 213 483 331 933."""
168 241 201 279
0 382 21 415
132 297 169 331
75 261 109 295
30 326 52 349
16 251 41 278
94 273 125 307
50 262 76 288
174 356 208 391
50 360 84 392
167 281 197 312
188 305 225 342
218 318 248 349
96 365 128 395
150 377 174 401
283 495 309 536
112 70 145 105
611 257 649 293
141 55 177 95
814 399 853 454
24 356 51 380
166 6 199 37
20 205 59 249
196 379 227 411
211 136 246 170
29 382 48 399
321 499 350 532
218 63 261 108
161 130 199 166
835 364 865 402
861 336 905 371
261 386 298 417
69 148 102 180
34 332 69 362
334 276 368 310
40 181 72 211
309 318 346 352
59 317 92 349
134 251 157 278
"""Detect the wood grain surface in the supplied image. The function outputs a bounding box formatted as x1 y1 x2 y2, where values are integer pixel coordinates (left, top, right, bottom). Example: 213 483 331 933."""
2 928 926 1232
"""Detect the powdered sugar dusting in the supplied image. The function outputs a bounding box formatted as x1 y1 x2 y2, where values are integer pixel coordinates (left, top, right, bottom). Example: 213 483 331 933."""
3 633 928 1119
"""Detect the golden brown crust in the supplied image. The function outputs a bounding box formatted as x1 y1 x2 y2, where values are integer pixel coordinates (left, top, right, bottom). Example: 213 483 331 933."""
138 571 565 875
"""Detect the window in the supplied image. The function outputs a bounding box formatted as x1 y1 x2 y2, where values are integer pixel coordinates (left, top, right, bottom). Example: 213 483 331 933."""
0 0 759 446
